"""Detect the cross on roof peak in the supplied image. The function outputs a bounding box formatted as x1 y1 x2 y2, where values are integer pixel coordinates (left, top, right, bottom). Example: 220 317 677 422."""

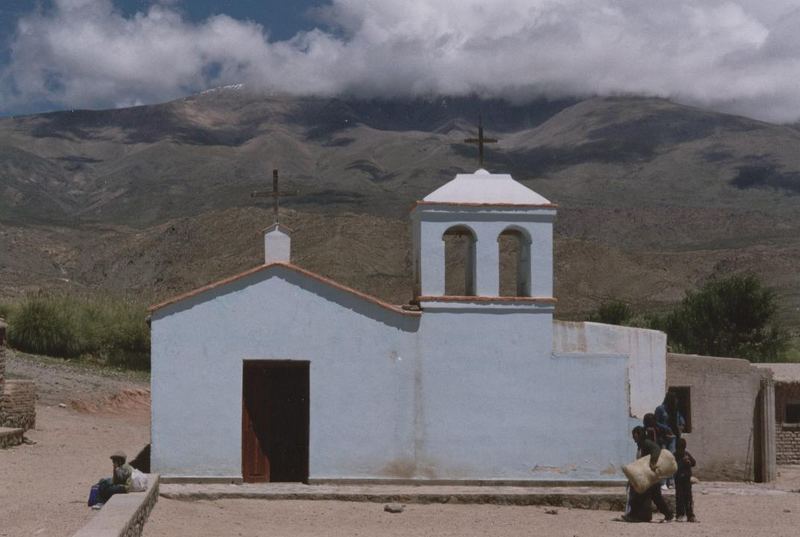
251 169 298 225
463 115 498 169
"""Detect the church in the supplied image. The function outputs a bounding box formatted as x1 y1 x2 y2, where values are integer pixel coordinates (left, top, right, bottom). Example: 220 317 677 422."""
149 167 664 484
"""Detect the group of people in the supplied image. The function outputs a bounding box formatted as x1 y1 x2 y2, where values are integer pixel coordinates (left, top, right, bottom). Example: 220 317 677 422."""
622 391 698 523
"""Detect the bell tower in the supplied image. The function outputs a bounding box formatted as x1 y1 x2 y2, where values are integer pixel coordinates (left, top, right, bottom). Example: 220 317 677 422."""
411 169 556 308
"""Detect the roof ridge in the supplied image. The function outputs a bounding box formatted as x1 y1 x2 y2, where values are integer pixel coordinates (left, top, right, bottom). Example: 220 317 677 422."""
148 262 420 317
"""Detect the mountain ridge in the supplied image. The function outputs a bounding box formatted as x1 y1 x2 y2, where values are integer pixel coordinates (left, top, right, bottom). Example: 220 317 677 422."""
1 92 799 328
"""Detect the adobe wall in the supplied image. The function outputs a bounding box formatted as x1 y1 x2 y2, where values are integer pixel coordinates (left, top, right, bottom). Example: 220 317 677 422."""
774 382 800 465
0 318 37 432
666 353 767 481
1 380 36 430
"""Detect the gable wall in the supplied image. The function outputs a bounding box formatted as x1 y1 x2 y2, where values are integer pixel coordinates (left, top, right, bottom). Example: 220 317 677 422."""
151 269 420 479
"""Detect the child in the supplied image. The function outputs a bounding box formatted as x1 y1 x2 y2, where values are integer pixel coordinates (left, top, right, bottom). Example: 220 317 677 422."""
674 437 697 522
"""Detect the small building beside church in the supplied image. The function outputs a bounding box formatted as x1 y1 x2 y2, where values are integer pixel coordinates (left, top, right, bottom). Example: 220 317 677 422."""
149 168 771 484
755 364 800 465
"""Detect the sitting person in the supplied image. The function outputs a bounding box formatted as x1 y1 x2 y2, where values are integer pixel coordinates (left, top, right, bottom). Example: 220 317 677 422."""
95 451 133 507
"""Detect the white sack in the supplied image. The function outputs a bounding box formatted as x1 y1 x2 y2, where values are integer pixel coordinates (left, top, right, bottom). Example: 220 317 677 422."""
622 450 677 494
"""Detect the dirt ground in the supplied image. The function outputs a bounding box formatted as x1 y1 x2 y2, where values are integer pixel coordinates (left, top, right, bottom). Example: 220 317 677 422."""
0 351 150 537
4 350 800 537
144 488 800 537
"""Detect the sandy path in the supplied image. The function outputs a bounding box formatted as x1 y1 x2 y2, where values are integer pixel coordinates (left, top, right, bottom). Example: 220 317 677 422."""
0 405 149 537
144 491 800 537
0 351 150 537
5 349 148 406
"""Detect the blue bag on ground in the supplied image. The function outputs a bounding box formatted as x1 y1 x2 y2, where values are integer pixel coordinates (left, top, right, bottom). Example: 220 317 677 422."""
88 484 100 506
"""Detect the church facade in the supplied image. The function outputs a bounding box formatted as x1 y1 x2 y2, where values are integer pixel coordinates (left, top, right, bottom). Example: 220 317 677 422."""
149 169 647 483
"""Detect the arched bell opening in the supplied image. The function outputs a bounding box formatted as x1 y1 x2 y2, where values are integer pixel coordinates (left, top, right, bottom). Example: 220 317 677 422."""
498 227 532 297
443 225 477 296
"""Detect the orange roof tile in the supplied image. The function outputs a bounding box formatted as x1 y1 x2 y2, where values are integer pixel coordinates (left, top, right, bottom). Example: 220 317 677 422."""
149 262 421 317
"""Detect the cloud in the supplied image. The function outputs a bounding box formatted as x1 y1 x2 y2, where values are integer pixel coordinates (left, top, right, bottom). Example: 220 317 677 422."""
3 0 800 122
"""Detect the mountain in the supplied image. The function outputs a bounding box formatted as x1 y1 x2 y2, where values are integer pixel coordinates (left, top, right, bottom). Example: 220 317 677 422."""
1 89 799 328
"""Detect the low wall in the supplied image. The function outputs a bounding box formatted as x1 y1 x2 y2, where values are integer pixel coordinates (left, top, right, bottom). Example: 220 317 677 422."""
0 379 36 431
73 474 160 537
553 321 666 418
666 353 766 481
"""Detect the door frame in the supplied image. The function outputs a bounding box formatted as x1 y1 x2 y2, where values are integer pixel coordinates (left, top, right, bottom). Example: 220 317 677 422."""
241 359 310 483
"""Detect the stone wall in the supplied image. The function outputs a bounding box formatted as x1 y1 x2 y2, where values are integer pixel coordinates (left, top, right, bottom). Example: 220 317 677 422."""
73 474 160 537
666 353 770 481
1 380 36 430
0 427 24 448
774 382 800 465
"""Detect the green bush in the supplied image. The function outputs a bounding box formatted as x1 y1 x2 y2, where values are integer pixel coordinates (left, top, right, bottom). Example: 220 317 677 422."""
588 300 634 325
6 292 150 369
662 274 788 362
7 295 83 358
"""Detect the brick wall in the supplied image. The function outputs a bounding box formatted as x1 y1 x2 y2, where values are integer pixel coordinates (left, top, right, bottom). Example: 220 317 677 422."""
774 382 800 465
776 429 800 465
0 380 36 431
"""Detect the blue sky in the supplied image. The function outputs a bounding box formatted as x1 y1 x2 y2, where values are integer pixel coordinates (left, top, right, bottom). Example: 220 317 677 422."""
1 1 800 122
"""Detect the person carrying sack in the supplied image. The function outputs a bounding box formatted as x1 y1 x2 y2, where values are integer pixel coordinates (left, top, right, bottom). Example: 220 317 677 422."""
621 426 674 523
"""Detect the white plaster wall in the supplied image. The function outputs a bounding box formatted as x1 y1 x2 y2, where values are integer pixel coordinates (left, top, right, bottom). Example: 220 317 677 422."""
152 268 633 481
151 267 420 479
264 229 291 263
416 310 631 480
553 321 667 418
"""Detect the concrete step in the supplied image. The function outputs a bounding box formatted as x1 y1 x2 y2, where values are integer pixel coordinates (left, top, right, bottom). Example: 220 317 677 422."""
160 483 628 510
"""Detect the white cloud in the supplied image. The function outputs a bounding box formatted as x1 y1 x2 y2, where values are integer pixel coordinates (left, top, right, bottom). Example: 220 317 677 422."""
3 0 800 122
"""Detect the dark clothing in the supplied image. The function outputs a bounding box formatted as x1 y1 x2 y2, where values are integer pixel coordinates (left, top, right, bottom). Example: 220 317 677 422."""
675 476 695 519
636 436 662 468
650 482 673 519
674 449 696 519
624 483 673 522
625 485 652 522
655 402 684 440
97 478 127 503
95 462 132 505
675 450 696 479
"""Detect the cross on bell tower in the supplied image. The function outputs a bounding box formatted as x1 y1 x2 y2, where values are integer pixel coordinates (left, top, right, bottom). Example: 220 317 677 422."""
463 115 498 168
251 169 297 225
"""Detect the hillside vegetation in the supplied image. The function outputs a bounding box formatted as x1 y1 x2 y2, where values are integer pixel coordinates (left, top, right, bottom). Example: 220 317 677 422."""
1 91 799 331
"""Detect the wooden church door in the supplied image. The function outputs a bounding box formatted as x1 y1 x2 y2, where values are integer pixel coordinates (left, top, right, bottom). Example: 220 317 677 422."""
242 361 309 483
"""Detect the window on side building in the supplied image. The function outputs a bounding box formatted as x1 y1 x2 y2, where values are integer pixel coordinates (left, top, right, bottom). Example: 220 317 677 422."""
668 386 692 434
785 402 800 424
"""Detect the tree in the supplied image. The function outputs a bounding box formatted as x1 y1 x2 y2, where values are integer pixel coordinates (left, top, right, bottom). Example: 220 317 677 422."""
663 274 788 362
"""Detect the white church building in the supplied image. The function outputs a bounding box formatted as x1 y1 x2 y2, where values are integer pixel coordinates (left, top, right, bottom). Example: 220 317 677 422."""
149 169 666 484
